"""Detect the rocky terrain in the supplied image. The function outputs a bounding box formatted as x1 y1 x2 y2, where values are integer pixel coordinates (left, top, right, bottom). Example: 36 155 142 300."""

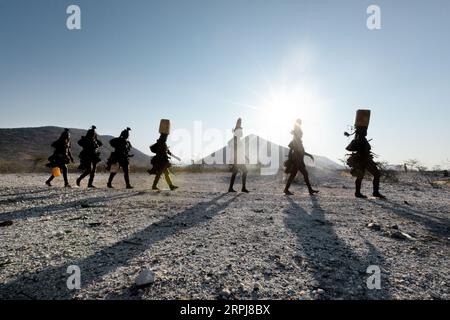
0 171 448 300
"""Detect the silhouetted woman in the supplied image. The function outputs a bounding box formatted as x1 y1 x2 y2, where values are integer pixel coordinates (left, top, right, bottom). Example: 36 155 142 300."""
106 127 133 189
346 126 385 198
228 118 249 193
284 119 319 195
45 128 74 187
148 134 179 191
76 126 103 188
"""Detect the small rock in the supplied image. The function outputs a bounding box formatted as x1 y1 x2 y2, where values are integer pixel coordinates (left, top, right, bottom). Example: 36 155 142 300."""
390 231 415 241
219 288 231 298
135 268 155 287
54 230 65 238
253 282 261 291
88 222 102 227
366 222 381 231
317 288 325 294
238 283 247 292
0 220 13 227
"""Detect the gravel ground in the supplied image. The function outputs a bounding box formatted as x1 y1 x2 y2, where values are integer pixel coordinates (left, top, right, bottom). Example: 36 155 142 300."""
0 171 449 300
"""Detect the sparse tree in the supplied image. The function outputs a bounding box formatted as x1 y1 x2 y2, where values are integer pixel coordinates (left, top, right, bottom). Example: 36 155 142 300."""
432 165 442 172
404 159 421 171
416 165 428 173
376 160 399 183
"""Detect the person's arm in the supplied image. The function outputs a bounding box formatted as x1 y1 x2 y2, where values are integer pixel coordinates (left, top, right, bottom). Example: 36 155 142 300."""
167 147 181 161
346 139 359 152
305 152 314 161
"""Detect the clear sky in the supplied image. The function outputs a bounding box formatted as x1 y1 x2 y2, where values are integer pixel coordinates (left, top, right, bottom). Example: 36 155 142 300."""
1 0 449 168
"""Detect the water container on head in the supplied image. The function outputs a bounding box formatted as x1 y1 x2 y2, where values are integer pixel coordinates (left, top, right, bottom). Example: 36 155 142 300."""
159 119 171 135
355 109 371 127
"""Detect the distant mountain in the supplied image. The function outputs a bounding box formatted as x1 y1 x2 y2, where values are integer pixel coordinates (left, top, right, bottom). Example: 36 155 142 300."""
200 134 342 174
0 126 151 172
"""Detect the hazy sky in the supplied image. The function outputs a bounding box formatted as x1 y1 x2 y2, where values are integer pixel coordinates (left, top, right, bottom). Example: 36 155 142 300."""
1 0 449 168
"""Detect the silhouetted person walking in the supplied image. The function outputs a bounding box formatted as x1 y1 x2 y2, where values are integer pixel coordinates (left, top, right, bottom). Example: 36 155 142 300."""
106 127 133 189
148 119 179 191
284 119 319 195
228 118 249 193
45 128 74 187
345 109 385 199
76 126 103 188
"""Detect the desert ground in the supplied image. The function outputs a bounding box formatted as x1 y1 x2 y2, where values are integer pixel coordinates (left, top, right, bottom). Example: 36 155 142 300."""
0 171 448 300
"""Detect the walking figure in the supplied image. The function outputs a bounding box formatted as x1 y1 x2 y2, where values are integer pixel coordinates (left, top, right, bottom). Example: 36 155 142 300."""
228 118 249 193
283 119 319 195
45 128 74 187
345 109 385 199
76 126 103 188
148 119 180 191
106 127 133 189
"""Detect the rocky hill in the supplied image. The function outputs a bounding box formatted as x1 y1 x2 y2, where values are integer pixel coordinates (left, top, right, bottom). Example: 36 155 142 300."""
200 134 342 173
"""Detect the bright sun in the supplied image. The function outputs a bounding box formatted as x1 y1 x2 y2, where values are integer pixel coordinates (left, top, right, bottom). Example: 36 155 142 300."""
255 83 322 145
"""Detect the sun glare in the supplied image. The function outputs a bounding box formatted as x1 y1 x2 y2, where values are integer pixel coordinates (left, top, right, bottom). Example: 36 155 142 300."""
255 82 326 147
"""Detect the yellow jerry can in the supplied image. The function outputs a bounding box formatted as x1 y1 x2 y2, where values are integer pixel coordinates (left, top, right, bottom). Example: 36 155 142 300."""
52 167 61 177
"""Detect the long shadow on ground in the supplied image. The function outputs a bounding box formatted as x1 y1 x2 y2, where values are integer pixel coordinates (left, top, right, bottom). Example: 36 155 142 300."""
284 196 391 299
367 199 450 240
0 193 238 299
0 191 142 221
0 189 93 206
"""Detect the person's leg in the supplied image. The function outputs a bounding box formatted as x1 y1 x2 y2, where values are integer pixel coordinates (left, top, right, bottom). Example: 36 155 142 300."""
367 160 384 198
88 163 97 188
62 165 71 187
107 172 116 188
355 174 366 198
228 167 237 192
77 167 91 186
46 175 55 186
163 169 178 190
241 166 249 193
284 170 297 195
123 165 133 189
152 173 161 190
298 164 319 195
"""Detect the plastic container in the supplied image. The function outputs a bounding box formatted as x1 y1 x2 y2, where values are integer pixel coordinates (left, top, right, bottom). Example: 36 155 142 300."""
355 109 371 127
52 167 61 177
159 119 171 134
